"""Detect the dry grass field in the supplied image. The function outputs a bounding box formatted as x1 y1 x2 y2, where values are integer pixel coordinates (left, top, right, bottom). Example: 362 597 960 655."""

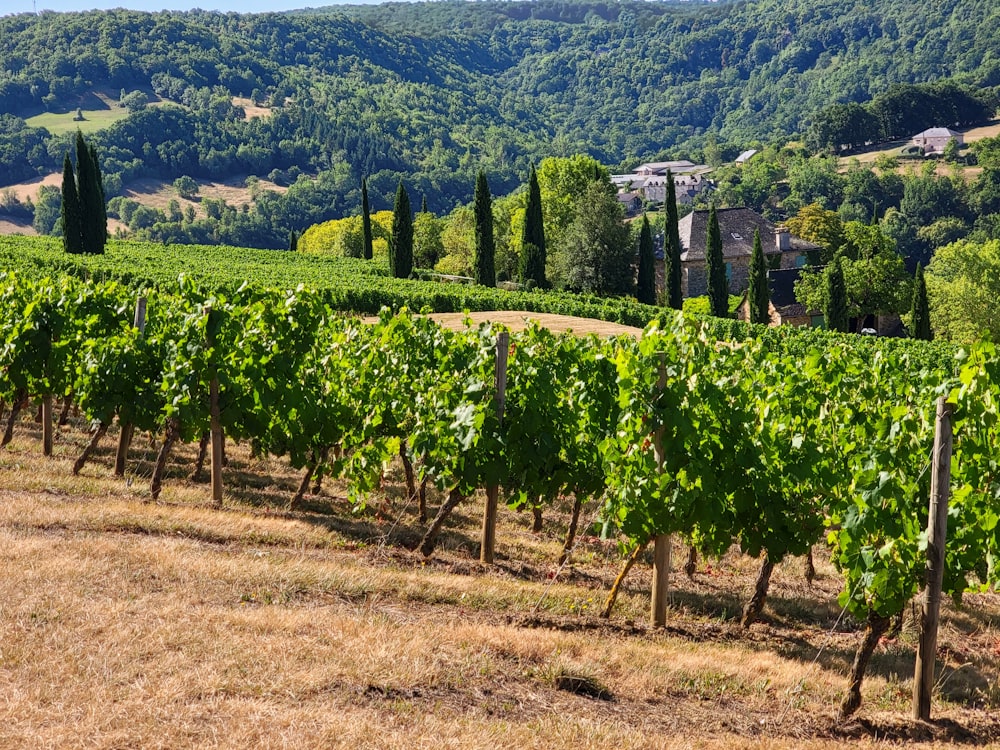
1 410 999 749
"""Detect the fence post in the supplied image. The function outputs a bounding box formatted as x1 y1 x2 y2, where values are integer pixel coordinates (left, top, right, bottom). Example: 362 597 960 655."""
480 331 509 564
206 305 224 508
912 396 954 721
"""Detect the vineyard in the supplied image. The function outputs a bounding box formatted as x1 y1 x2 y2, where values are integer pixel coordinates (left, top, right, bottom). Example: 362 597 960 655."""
0 262 998 733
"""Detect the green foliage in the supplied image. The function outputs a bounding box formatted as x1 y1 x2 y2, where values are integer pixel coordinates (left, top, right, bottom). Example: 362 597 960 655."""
823 258 849 333
559 182 633 296
361 178 373 261
519 164 547 288
663 170 682 310
60 154 83 255
705 204 727 318
909 263 931 341
635 215 655 305
748 229 769 325
926 238 1000 344
390 181 413 279
173 175 199 200
473 170 496 287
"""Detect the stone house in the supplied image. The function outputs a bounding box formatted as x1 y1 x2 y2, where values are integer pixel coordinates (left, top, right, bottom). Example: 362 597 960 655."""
911 127 964 155
736 267 823 328
678 208 818 298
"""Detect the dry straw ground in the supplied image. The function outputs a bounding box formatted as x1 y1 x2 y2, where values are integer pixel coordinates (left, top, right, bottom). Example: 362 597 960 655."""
1 411 998 749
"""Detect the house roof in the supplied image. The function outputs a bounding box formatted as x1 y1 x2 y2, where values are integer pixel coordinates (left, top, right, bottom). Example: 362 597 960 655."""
912 127 962 139
735 149 758 164
678 208 818 262
636 160 695 173
767 267 810 317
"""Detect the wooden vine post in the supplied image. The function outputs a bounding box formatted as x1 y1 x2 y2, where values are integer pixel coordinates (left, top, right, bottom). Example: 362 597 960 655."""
207 306 224 508
41 393 53 456
912 397 954 721
114 296 146 477
480 330 509 564
651 356 670 628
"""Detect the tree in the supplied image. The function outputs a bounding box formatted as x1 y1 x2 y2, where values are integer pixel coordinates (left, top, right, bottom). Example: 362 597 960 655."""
636 214 655 304
748 228 769 324
173 175 199 200
519 164 547 287
560 181 633 296
785 203 847 263
33 185 61 236
421 194 428 214
473 170 496 287
909 263 932 340
705 204 728 317
663 170 682 309
60 153 83 254
823 257 849 332
390 180 413 279
925 238 1000 344
413 212 445 269
73 131 105 254
88 142 107 246
361 178 373 261
288 229 298 252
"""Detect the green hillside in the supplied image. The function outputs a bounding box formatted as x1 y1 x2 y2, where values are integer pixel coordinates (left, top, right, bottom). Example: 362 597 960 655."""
1 0 998 248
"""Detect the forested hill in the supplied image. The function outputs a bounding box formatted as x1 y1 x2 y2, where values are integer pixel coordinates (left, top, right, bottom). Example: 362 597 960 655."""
1 0 999 246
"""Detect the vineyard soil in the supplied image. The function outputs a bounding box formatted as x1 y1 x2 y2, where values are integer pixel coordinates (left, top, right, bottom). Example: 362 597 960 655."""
1 416 999 749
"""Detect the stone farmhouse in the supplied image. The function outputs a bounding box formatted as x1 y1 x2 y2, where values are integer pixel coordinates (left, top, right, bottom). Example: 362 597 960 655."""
911 127 964 155
678 208 818 298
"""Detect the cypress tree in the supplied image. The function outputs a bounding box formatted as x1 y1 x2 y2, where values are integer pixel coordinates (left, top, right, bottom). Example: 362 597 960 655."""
89 142 107 247
288 229 298 252
519 164 547 288
909 263 932 340
636 214 656 304
748 228 769 324
390 180 413 279
473 170 496 287
421 194 428 214
663 170 683 309
60 153 83 255
361 178 373 261
824 256 849 332
705 204 728 317
75 131 104 254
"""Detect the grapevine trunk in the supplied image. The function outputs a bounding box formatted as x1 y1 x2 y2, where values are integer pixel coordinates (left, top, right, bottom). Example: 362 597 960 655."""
419 487 464 557
839 610 892 719
740 555 774 628
601 538 650 619
73 421 108 475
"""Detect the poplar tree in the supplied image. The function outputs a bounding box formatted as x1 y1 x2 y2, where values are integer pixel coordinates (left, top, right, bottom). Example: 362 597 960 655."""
390 180 413 279
361 178 373 260
519 164 547 288
705 204 728 317
909 263 932 340
663 169 683 309
824 256 849 332
748 228 770 324
636 214 656 304
473 170 496 286
60 153 83 255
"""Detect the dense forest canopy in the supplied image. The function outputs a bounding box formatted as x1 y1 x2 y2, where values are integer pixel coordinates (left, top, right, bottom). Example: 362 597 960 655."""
1 0 999 248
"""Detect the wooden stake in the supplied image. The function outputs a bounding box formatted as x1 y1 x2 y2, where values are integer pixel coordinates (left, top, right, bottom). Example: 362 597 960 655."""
209 374 223 508
206 305 223 508
480 331 509 564
115 296 146 477
912 397 954 721
651 357 670 627
41 394 53 457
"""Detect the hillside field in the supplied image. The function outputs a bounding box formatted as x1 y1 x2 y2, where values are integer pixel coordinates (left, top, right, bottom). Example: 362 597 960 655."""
1 413 999 749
